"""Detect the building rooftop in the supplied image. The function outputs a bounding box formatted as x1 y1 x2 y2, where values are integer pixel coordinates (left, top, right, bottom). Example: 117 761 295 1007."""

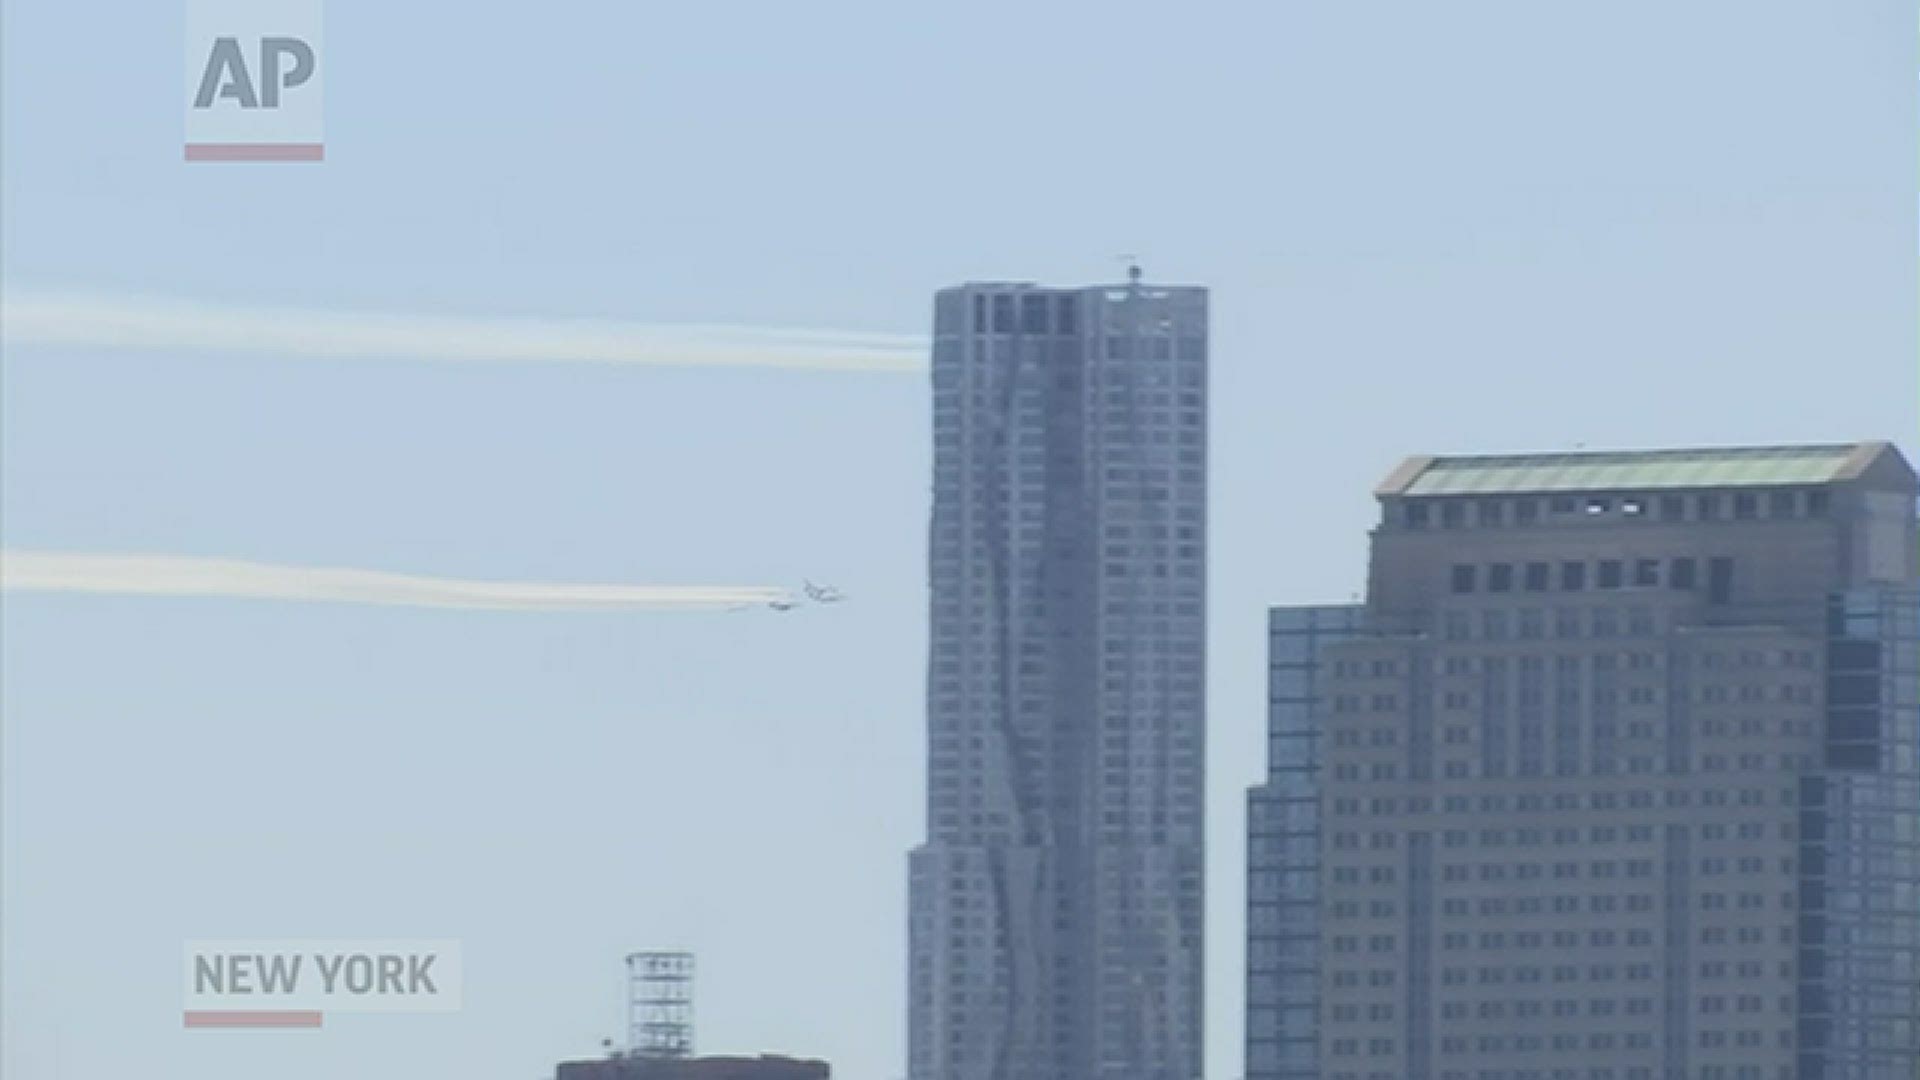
555 1055 829 1080
1377 442 1911 497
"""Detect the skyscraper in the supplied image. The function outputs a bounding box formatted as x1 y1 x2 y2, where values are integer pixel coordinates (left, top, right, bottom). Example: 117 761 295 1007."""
1247 442 1920 1080
909 276 1207 1080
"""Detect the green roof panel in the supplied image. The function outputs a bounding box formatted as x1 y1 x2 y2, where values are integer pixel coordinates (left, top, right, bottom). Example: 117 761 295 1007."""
1397 444 1861 497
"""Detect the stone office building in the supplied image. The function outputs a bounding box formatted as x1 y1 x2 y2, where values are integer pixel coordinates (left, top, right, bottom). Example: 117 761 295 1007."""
1247 442 1919 1080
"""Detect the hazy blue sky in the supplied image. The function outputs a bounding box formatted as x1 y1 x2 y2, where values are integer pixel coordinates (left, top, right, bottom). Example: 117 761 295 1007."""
2 2 1913 1078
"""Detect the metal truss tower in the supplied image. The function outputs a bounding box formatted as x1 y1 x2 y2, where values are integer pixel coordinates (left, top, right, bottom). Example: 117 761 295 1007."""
625 951 694 1058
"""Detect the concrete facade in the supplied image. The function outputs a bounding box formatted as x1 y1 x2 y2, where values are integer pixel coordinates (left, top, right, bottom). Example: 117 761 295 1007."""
909 280 1207 1080
1248 443 1919 1080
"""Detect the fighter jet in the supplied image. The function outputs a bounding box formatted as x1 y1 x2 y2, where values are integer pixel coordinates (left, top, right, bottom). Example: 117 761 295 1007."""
768 598 800 612
803 580 846 603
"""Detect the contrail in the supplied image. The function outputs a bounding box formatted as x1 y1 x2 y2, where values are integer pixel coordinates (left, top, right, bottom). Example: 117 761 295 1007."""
1 550 791 613
0 290 927 374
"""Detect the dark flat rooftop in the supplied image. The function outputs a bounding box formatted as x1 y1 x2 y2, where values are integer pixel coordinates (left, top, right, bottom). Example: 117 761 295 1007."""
556 1055 829 1080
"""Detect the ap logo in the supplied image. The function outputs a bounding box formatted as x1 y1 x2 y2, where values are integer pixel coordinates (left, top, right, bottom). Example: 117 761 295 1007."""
195 37 316 109
185 0 324 162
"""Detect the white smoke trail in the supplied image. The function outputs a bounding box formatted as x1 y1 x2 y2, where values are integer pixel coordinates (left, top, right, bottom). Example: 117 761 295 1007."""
1 550 791 613
0 290 927 374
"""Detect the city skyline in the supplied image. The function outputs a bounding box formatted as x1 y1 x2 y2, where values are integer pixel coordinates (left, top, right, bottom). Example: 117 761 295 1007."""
4 2 1913 1078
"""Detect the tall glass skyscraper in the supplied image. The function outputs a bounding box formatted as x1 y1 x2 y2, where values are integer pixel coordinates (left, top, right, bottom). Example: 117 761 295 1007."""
909 277 1207 1080
1247 442 1919 1080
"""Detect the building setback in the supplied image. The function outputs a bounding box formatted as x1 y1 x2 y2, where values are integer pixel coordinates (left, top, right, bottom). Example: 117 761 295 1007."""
1247 442 1920 1080
909 278 1207 1080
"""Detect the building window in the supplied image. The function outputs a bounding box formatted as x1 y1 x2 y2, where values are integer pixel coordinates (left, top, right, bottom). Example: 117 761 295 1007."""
1562 562 1587 591
1019 294 1049 333
1733 493 1758 519
1524 562 1551 591
1489 564 1515 593
1708 557 1734 604
1597 560 1624 589
1451 565 1477 594
1633 559 1660 587
991 294 1015 333
1670 557 1697 590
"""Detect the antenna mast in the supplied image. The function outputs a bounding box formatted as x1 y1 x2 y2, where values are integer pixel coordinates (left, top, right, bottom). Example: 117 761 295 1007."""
625 951 695 1059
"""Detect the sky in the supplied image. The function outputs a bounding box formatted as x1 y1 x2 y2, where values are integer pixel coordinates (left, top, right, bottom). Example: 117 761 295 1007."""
1 1 1914 1078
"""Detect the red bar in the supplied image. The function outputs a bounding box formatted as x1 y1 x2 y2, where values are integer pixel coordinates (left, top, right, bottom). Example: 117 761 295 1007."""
184 1010 324 1028
184 143 325 162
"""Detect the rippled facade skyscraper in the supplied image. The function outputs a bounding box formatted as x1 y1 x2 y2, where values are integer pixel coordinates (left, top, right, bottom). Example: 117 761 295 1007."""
908 277 1207 1080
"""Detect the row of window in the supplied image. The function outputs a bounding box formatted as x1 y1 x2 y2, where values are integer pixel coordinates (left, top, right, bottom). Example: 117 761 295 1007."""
1358 927 1669 950
1328 751 1813 779
1321 806 1789 843
1317 787 1796 813
1444 606 1669 640
1422 959 1788 985
1413 993 1783 1021
970 292 1080 335
1332 743 1814 776
1319 886 1789 920
1428 926 1774 951
1450 555 1735 596
1333 684 1816 715
939 348 1205 378
1334 831 1790 868
1431 861 1790 886
1332 648 1818 679
1246 1054 1891 1080
1320 941 1781 976
1329 756 1815 783
1402 487 1831 530
1371 1068 1786 1080
1335 1029 1789 1055
1342 716 1803 746
960 288 1203 344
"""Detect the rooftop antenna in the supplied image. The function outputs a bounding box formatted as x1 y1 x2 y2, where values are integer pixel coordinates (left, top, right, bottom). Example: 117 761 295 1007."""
625 951 694 1059
1116 254 1143 287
